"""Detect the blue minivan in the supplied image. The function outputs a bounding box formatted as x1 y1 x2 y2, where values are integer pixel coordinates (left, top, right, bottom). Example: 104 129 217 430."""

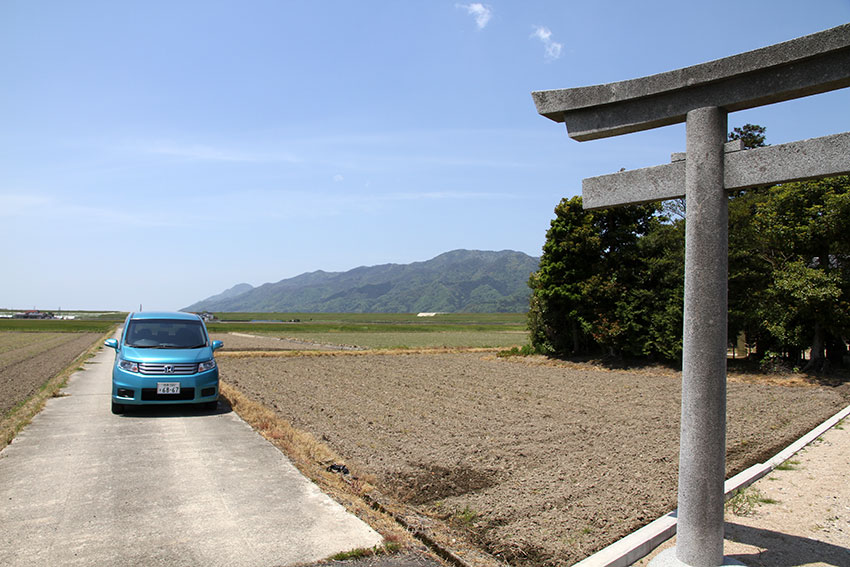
105 311 223 414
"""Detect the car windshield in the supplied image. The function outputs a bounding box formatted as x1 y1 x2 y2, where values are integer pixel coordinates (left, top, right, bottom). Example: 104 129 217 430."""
125 319 208 349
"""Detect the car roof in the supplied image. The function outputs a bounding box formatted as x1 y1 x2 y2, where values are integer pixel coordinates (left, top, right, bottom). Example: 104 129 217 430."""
128 311 202 321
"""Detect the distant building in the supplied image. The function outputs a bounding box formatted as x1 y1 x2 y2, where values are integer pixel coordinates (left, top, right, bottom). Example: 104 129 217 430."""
13 310 54 319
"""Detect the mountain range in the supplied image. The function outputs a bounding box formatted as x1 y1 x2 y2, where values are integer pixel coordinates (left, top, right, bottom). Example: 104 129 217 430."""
183 249 539 313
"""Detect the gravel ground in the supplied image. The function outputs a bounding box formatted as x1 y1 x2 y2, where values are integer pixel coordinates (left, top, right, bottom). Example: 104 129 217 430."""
219 352 850 566
634 415 850 566
0 332 101 416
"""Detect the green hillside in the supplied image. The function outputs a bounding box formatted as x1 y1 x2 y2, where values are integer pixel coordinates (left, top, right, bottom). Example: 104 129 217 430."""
184 250 538 313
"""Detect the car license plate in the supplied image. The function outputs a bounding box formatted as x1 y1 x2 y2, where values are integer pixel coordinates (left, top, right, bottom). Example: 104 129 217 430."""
157 382 181 395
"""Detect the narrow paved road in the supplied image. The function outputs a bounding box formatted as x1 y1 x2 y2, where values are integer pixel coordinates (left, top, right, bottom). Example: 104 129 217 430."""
0 338 382 566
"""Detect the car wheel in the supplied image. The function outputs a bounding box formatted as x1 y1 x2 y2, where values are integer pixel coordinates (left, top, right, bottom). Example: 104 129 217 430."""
111 401 124 415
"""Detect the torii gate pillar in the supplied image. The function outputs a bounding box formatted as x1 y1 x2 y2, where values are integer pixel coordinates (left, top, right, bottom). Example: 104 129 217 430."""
533 25 850 567
677 105 729 565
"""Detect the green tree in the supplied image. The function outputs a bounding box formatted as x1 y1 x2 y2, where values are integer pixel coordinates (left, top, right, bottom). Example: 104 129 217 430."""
726 123 772 357
748 176 850 369
728 186 774 357
728 123 767 149
528 196 661 357
628 219 685 360
530 124 849 369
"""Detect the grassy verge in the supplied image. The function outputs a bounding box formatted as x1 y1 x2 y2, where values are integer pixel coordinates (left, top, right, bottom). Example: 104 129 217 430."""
0 327 116 449
329 542 401 560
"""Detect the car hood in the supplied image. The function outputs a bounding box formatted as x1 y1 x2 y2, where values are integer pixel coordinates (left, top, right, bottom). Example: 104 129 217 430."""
119 345 214 363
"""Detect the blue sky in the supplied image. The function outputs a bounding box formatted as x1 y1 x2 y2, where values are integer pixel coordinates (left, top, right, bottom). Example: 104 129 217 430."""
2 1 848 311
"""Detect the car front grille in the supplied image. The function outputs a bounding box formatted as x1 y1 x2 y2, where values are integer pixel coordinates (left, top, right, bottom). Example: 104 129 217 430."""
138 362 198 375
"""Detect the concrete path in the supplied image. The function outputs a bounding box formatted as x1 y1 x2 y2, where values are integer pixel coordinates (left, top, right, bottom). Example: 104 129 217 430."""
0 340 382 566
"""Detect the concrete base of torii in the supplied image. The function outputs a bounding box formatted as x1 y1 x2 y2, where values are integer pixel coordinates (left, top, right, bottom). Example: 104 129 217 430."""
649 548 745 567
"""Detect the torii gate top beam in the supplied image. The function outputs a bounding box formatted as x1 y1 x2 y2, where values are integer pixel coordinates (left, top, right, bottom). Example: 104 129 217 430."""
532 24 850 141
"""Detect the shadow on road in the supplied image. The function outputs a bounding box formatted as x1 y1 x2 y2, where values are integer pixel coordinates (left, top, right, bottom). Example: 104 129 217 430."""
726 522 850 566
117 401 232 419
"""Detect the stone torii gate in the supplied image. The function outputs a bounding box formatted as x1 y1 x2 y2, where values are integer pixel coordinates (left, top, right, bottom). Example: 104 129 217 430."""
532 24 850 567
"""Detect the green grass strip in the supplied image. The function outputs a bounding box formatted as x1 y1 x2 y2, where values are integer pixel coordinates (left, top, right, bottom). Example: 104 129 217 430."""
0 320 117 333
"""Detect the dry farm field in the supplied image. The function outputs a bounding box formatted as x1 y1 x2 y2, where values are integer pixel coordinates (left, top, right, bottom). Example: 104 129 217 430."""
0 331 103 417
215 331 850 566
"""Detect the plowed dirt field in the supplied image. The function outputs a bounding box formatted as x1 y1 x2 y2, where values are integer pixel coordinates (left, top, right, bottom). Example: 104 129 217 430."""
219 351 850 565
0 332 102 417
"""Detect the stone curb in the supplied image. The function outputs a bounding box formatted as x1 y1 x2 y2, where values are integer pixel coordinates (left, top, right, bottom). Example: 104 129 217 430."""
572 403 850 567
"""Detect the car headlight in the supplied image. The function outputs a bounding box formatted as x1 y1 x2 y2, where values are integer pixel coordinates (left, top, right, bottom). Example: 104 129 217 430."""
198 359 216 372
118 359 139 373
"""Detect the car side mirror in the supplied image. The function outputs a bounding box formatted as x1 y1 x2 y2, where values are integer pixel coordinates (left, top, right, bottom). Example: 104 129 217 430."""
211 340 223 351
104 338 119 350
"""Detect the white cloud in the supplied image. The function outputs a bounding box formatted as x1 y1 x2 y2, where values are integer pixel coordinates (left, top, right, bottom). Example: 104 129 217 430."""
457 3 492 30
531 26 563 61
333 174 344 182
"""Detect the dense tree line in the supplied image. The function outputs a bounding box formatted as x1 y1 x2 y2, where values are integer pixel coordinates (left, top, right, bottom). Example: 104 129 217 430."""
528 125 850 369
